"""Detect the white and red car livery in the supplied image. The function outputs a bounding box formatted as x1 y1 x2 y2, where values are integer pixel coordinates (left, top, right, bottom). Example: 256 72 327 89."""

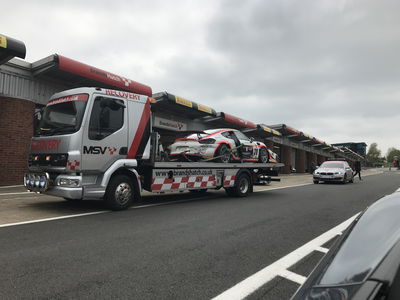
168 128 278 163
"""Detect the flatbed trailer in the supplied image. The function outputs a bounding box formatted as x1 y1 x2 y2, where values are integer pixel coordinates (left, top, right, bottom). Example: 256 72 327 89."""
142 161 283 193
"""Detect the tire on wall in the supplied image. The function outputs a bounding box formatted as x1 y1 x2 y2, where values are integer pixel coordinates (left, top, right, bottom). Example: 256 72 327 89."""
104 174 135 210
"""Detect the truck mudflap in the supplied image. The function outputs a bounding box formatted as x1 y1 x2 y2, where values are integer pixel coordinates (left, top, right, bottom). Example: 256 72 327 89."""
150 168 239 192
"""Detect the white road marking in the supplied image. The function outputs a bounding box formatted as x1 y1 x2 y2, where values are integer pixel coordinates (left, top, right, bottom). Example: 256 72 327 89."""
0 192 32 196
0 185 23 189
212 213 359 300
278 269 306 285
255 183 311 192
315 246 329 253
0 196 212 228
0 196 42 201
0 211 109 228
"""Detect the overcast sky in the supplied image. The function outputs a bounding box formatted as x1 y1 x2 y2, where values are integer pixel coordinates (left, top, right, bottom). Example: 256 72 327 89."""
3 0 399 155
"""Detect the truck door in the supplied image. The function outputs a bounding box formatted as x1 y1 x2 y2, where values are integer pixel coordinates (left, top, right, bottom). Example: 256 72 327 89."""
82 96 128 173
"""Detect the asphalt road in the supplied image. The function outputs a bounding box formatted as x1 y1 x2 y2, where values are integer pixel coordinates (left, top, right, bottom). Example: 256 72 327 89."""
0 171 399 299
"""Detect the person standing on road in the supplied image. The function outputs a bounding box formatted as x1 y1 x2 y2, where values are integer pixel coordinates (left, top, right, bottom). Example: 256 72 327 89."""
354 160 362 180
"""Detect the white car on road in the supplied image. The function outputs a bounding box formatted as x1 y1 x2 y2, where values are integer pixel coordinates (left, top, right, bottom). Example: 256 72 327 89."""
313 160 354 184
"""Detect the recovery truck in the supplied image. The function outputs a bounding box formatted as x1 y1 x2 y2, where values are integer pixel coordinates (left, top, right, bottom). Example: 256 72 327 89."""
24 87 283 210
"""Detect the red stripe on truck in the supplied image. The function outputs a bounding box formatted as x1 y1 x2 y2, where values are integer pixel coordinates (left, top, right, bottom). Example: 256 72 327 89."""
127 100 151 159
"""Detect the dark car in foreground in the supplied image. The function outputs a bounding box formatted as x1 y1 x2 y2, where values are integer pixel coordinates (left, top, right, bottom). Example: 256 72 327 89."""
292 191 400 300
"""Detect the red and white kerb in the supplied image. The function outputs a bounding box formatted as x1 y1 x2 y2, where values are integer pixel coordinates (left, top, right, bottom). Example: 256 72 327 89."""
152 176 217 192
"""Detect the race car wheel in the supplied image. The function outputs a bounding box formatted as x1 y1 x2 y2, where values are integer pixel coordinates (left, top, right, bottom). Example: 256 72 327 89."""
215 144 231 163
259 147 269 163
105 175 135 210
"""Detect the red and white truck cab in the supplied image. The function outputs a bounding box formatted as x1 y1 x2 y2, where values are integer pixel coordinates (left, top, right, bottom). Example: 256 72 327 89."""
25 87 283 210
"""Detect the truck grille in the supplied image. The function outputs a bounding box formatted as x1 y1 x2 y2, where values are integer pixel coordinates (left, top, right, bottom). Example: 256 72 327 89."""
29 153 68 167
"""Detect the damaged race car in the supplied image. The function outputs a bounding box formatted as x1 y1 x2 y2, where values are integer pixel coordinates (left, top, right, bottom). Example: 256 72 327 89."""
168 128 278 163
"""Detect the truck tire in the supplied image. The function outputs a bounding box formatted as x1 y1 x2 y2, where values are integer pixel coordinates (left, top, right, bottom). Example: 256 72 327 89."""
224 187 236 197
259 147 269 163
104 175 135 210
215 144 231 163
227 173 252 197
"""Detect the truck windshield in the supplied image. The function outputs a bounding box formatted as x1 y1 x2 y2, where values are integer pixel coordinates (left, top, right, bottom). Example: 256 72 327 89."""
34 94 89 136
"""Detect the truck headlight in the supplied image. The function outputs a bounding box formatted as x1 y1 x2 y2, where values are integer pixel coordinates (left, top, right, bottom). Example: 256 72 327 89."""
34 175 40 187
58 178 80 187
29 174 35 187
39 175 47 188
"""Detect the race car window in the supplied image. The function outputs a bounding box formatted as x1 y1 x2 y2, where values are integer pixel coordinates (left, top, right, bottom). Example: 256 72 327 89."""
221 132 231 138
234 131 250 141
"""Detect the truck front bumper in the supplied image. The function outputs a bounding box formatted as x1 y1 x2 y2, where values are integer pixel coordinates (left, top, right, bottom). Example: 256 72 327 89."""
24 172 83 199
45 186 83 199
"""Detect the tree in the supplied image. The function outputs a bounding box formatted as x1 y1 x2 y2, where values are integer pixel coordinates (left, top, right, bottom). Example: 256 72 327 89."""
366 143 382 166
387 147 400 164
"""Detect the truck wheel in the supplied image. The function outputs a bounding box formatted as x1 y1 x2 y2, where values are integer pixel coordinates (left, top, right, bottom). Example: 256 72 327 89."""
230 173 252 197
215 144 231 163
258 147 269 163
105 175 135 210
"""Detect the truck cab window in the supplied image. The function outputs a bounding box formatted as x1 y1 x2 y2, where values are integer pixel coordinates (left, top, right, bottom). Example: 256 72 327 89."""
89 97 124 140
